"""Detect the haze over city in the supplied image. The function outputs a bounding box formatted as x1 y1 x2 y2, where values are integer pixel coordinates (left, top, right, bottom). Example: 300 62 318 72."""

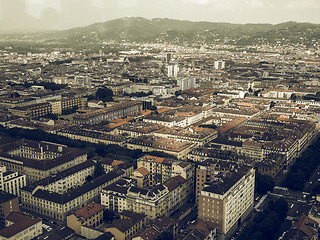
0 0 320 31
0 0 320 240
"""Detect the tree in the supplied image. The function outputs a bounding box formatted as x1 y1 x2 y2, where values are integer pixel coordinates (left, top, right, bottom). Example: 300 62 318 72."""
96 87 114 102
93 160 105 178
273 198 288 221
284 170 305 191
255 173 275 195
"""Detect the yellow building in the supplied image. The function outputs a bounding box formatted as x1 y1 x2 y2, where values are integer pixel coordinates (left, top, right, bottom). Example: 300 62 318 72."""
67 203 105 235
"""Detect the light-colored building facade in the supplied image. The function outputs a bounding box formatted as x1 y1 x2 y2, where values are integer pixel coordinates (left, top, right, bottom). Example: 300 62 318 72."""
198 166 255 239
0 139 87 183
67 203 105 235
0 166 26 196
0 212 42 240
21 168 124 221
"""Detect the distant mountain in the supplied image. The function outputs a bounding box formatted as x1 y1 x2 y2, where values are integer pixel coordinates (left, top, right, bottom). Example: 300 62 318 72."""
1 17 320 48
56 17 320 47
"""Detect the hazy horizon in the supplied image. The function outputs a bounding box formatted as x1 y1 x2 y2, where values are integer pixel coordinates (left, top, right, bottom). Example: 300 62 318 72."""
0 0 319 32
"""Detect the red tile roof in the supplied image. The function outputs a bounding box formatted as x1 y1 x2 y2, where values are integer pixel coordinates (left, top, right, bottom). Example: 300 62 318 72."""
74 203 105 219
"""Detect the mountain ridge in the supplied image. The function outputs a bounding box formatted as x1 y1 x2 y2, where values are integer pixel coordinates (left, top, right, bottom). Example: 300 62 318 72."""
0 17 319 49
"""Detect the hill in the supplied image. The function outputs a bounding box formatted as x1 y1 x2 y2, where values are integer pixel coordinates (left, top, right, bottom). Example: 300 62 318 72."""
0 17 319 51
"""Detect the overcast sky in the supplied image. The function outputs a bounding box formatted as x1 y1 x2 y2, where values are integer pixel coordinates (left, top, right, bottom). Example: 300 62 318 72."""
0 0 320 31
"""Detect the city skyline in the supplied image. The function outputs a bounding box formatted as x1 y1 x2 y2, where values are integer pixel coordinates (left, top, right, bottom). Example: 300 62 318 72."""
0 0 320 31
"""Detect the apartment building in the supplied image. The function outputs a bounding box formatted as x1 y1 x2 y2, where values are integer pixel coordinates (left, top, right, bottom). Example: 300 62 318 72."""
57 127 127 147
101 178 135 213
116 122 164 138
137 155 194 189
131 167 151 188
0 191 19 220
51 97 87 115
198 166 255 239
105 210 147 240
9 102 52 118
195 161 239 202
20 169 124 221
152 126 217 147
0 166 26 196
67 203 105 235
0 212 42 240
0 139 87 183
127 136 194 160
73 101 143 125
126 176 188 221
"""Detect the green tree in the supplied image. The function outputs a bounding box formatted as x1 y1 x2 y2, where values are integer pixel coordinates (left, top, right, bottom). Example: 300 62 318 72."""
96 87 114 102
255 173 275 195
93 160 105 178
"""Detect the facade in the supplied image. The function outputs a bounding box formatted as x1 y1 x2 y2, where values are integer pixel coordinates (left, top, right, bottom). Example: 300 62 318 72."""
57 127 126 147
177 78 196 91
127 136 194 160
73 101 143 125
20 169 124 221
9 102 52 118
0 139 87 183
137 155 194 191
0 191 19 220
152 126 217 147
131 167 150 188
67 203 105 235
51 97 87 115
0 212 42 240
126 176 188 220
167 64 179 78
198 166 255 238
101 178 133 213
0 166 26 196
105 210 147 240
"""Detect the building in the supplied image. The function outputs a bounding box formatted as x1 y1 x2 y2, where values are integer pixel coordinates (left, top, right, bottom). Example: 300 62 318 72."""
214 60 225 70
57 127 127 147
0 191 19 220
0 212 42 240
21 169 124 221
133 216 178 240
282 215 319 240
198 166 255 239
105 210 147 240
137 155 194 192
0 139 87 183
0 166 26 196
51 97 87 115
9 102 52 118
175 219 217 240
131 167 150 188
126 176 188 220
167 64 179 78
101 178 135 213
177 78 196 91
73 101 143 125
127 136 194 160
67 203 105 235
